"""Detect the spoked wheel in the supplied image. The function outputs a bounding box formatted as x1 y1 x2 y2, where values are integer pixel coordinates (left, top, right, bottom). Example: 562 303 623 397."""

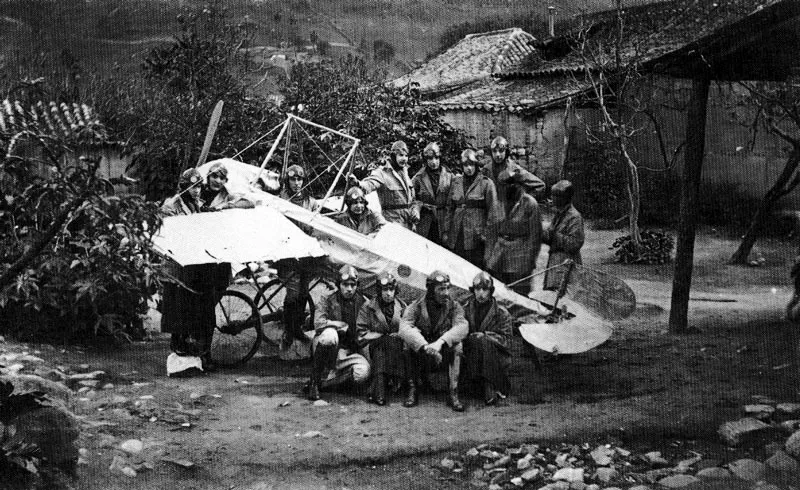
211 289 264 367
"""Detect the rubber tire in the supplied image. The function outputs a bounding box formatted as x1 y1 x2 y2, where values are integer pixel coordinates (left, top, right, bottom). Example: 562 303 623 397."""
211 289 264 367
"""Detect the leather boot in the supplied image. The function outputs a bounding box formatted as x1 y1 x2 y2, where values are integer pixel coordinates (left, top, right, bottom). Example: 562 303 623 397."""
484 381 498 406
403 379 418 407
448 389 465 412
307 354 326 401
370 374 386 406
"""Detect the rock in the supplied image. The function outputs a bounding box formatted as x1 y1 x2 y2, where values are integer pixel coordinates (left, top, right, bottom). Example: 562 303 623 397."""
766 449 800 473
552 468 584 482
590 446 614 466
695 467 733 479
0 374 72 403
779 420 800 433
744 404 775 416
119 439 144 454
67 370 105 381
9 407 79 466
520 468 540 481
786 430 800 458
643 451 669 466
541 483 570 490
615 447 631 457
718 418 773 446
480 449 501 459
488 484 502 490
777 403 800 416
628 486 651 490
727 458 766 481
585 485 600 490
301 431 324 438
510 477 524 487
594 467 618 483
312 400 329 407
109 455 136 477
102 383 115 390
441 458 456 470
517 456 532 470
657 474 699 488
466 448 480 457
569 482 587 490
79 380 100 387
764 442 784 455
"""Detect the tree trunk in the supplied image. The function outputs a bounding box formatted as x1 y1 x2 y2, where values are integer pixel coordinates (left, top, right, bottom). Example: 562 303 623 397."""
620 140 643 246
729 147 800 264
669 76 710 334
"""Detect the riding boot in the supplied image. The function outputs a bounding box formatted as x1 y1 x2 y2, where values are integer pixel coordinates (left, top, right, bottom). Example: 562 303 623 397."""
370 374 386 406
448 351 464 411
484 380 498 406
307 353 327 401
403 378 418 407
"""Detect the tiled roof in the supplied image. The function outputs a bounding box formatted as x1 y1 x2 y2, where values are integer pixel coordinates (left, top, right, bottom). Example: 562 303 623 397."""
392 28 536 94
0 99 109 146
504 0 784 77
428 77 590 113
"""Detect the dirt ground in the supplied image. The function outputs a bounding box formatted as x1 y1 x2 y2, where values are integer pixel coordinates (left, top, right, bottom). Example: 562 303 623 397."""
15 224 800 489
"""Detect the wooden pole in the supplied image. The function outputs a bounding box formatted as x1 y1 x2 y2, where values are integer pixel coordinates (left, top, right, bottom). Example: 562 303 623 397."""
669 76 711 333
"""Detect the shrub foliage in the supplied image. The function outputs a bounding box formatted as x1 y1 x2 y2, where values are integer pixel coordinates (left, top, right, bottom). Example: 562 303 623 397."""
611 230 675 265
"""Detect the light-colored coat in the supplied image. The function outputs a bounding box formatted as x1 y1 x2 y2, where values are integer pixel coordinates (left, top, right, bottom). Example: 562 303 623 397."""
485 193 543 275
360 164 417 229
446 173 503 251
356 297 406 348
334 209 386 235
398 294 468 352
463 298 513 353
412 167 452 240
314 291 367 352
543 204 585 290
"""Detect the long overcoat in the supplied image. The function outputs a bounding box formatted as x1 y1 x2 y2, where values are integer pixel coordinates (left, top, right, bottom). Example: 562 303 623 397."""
446 173 503 251
412 167 452 241
360 165 417 229
463 298 513 353
485 193 543 276
543 204 585 290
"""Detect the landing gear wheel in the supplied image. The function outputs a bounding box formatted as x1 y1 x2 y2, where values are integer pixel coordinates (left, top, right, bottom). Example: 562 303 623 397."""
211 289 263 367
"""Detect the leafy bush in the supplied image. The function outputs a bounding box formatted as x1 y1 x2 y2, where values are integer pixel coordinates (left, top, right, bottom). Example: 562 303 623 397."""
611 230 675 264
0 153 162 343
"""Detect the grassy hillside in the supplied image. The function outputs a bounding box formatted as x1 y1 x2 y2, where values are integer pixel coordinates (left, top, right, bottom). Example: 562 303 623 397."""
0 0 632 89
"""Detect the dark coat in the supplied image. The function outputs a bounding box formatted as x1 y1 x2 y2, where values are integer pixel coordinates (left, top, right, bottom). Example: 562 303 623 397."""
484 156 545 203
543 204 585 290
485 193 543 276
446 173 503 251
412 167 452 241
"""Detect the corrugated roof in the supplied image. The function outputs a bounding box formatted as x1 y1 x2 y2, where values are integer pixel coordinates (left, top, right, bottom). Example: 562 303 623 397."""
0 99 109 146
428 77 591 114
504 0 785 78
392 28 536 94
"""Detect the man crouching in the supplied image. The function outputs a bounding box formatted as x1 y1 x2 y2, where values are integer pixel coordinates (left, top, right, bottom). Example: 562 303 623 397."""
308 265 371 401
399 271 468 411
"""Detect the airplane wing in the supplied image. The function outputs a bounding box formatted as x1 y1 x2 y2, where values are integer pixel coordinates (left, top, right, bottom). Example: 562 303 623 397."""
152 206 326 266
197 158 614 354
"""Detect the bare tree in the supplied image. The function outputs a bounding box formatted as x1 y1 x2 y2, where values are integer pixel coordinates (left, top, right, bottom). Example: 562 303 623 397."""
572 0 682 251
729 80 800 264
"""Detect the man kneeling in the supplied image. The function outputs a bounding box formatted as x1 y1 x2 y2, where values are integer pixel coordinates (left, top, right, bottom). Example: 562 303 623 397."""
308 265 371 401
398 271 468 411
463 272 512 405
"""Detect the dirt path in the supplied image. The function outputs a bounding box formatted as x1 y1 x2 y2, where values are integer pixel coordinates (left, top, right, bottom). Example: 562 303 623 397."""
16 227 800 488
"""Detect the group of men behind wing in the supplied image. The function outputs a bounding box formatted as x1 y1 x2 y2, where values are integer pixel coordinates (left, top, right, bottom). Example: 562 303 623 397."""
159 136 585 411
